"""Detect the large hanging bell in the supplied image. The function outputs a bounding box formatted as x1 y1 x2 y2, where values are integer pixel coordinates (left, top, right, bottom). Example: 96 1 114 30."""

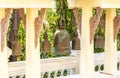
12 40 22 56
41 30 51 53
54 27 71 55
95 35 104 48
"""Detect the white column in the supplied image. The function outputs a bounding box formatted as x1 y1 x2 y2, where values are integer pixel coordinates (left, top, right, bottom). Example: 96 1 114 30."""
104 8 117 74
26 8 41 78
0 8 9 78
80 7 94 78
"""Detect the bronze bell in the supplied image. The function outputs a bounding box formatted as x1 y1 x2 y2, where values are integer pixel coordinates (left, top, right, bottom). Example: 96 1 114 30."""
41 30 51 53
95 35 104 48
12 40 22 56
72 28 80 50
54 27 71 55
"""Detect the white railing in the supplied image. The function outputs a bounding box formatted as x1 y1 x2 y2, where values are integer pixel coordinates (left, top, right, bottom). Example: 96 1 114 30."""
8 51 120 78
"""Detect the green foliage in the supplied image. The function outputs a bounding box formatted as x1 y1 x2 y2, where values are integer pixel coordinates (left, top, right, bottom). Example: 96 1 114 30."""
55 0 68 26
94 8 120 52
40 7 79 58
40 52 53 59
40 0 81 57
17 20 26 61
117 30 120 50
116 8 120 15
94 48 104 53
117 9 120 50
9 7 120 61
66 9 76 40
40 8 58 58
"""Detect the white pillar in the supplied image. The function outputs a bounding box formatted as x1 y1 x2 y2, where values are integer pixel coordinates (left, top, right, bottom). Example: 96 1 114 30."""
26 8 41 78
104 8 117 74
0 8 9 78
80 7 94 78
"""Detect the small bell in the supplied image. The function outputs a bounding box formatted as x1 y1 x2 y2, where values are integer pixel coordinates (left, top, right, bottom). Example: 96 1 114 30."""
72 27 80 50
10 39 22 62
42 30 51 53
12 39 22 56
95 32 104 48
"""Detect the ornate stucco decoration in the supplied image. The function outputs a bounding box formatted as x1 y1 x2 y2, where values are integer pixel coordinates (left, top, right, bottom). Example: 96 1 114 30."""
1 8 12 52
73 7 81 34
90 7 102 44
114 15 120 42
34 8 46 48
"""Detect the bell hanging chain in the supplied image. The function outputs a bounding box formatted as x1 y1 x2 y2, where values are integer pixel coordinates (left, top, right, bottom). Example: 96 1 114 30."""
114 15 120 42
90 7 102 44
34 8 46 48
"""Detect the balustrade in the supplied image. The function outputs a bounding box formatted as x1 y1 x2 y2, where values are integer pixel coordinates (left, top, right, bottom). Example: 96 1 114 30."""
8 52 120 78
